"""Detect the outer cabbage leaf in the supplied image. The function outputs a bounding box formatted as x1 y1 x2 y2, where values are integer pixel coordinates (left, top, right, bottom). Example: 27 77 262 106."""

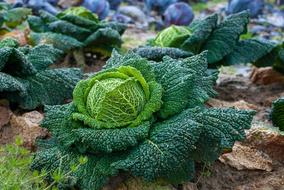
133 46 193 61
187 107 255 162
202 11 249 64
181 13 218 53
223 39 277 65
113 106 254 183
271 97 284 131
8 68 82 109
3 7 32 28
29 32 83 52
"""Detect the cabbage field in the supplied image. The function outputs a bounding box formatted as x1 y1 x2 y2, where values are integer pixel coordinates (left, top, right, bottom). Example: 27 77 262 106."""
0 0 283 190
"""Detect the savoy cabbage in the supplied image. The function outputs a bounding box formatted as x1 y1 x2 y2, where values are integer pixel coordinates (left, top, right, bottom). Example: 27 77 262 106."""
148 11 279 67
27 7 126 56
0 38 82 109
31 50 255 189
0 2 31 31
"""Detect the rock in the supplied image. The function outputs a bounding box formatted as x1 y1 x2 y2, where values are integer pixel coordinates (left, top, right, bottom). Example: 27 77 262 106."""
0 29 28 46
250 67 284 85
219 142 273 171
183 183 198 190
207 98 259 111
246 126 284 162
0 101 12 129
2 111 48 149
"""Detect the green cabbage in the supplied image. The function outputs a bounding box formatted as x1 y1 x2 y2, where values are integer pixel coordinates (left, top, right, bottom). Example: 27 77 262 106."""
73 66 162 129
57 7 99 22
31 51 255 190
154 25 192 48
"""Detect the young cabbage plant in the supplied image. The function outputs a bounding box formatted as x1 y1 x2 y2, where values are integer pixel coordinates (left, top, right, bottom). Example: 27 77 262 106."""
27 7 126 65
0 38 82 109
149 11 280 68
271 97 284 131
0 2 31 34
31 50 255 190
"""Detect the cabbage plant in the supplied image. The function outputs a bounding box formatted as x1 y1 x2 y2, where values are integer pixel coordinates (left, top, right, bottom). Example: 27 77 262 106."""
27 7 126 65
0 2 31 33
32 50 255 189
150 11 280 67
0 38 82 109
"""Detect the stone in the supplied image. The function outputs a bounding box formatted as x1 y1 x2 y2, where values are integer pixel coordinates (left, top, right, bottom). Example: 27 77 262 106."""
250 67 284 85
219 142 273 171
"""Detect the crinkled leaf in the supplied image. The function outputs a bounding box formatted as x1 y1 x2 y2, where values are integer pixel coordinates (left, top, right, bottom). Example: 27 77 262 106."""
202 11 249 64
271 97 284 131
48 20 92 41
224 39 277 65
187 107 255 162
113 113 202 183
4 7 31 28
29 32 83 52
0 72 26 96
9 68 82 109
26 44 63 71
133 46 193 61
181 13 218 53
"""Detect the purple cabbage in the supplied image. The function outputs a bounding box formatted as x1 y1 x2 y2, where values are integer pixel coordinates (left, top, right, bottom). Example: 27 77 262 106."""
108 0 122 10
82 0 110 20
163 2 194 27
145 0 178 14
227 0 264 18
110 13 134 24
13 0 59 15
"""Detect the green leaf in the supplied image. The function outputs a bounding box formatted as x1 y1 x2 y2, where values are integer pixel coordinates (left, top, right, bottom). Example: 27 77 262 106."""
29 32 83 52
0 72 26 95
188 107 255 162
57 7 99 22
223 39 277 65
154 25 192 48
181 13 218 53
48 20 92 41
10 68 82 109
113 114 202 183
202 11 249 64
26 45 63 71
133 46 193 61
151 56 195 118
0 47 36 76
271 97 284 131
4 7 31 28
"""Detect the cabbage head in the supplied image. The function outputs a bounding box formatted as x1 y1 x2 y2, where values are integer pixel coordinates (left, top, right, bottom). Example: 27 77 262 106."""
73 65 162 129
154 25 192 47
31 50 255 190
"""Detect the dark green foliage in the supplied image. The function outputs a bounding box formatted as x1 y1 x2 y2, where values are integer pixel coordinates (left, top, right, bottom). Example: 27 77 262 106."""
0 2 31 29
271 97 284 131
32 51 254 190
151 11 281 68
202 11 249 64
28 9 126 56
223 39 277 65
133 46 193 61
253 43 284 74
0 38 83 109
